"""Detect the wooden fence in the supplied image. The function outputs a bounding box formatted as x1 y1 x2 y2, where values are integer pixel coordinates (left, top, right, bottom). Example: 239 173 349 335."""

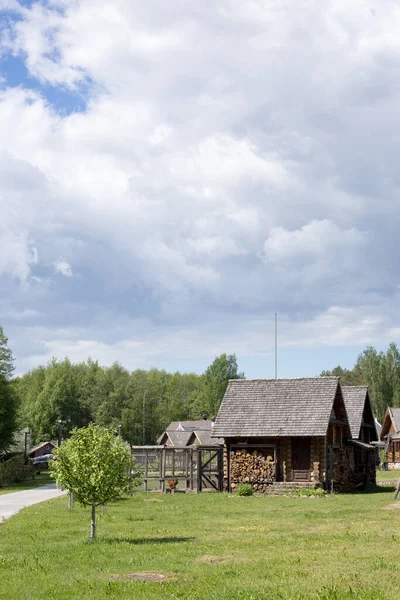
131 445 223 493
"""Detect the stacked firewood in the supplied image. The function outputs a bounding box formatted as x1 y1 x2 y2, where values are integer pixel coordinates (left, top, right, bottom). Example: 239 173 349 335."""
230 449 275 492
332 449 351 492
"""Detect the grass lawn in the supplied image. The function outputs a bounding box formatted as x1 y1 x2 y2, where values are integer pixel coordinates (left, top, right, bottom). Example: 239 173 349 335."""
0 471 53 495
376 469 400 483
0 486 399 600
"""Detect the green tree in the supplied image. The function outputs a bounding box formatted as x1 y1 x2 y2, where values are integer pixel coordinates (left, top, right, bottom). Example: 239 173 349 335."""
320 342 400 422
196 353 244 417
50 424 140 540
0 326 17 454
30 359 83 441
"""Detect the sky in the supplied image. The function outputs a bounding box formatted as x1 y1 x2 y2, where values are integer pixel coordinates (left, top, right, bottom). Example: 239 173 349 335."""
1 0 399 378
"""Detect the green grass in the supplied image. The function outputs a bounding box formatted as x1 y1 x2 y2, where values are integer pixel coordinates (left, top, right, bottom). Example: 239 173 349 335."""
0 471 53 495
376 469 400 482
0 486 399 599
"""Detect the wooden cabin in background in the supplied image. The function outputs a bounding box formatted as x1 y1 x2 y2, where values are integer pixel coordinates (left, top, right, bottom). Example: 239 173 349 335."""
341 386 378 486
212 377 377 492
27 441 55 460
380 408 400 468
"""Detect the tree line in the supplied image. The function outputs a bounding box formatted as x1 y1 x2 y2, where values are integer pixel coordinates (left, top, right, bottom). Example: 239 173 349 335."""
2 321 400 453
320 342 400 422
12 350 243 447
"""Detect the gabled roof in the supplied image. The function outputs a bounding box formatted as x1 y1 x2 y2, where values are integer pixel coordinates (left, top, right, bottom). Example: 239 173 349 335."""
166 420 212 432
213 377 349 438
27 441 55 456
375 417 382 439
342 386 377 440
193 430 223 446
156 431 193 446
380 407 400 441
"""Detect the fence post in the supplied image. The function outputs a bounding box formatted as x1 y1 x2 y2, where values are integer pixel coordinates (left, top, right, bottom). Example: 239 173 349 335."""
217 446 224 492
161 448 166 492
144 449 148 492
197 447 202 492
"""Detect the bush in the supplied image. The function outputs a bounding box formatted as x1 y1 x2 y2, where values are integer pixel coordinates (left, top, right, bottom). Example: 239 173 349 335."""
292 487 327 497
237 483 253 496
0 455 35 487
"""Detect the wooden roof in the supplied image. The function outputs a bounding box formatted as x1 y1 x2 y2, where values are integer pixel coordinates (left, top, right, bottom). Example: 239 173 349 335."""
193 430 223 446
27 441 55 456
156 431 193 446
213 377 348 438
380 407 400 441
342 386 377 441
166 420 212 432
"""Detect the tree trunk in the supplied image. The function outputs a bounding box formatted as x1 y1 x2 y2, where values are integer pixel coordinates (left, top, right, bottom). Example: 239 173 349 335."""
90 503 96 541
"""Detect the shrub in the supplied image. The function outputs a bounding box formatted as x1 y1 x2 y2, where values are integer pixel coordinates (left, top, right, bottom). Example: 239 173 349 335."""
237 483 253 496
0 455 35 486
292 487 327 497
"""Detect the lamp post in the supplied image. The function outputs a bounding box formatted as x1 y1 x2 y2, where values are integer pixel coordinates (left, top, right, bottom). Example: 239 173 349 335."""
58 419 64 447
118 424 122 438
24 429 30 464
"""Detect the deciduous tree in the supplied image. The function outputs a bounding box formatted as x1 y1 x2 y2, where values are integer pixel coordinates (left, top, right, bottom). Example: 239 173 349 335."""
50 424 140 540
0 326 17 454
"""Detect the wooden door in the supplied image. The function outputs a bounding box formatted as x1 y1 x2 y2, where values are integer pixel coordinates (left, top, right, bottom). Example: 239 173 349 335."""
291 438 311 481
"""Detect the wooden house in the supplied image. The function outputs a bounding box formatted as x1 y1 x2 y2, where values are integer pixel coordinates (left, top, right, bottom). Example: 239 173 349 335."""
212 377 377 492
27 441 55 460
341 386 378 486
380 408 400 468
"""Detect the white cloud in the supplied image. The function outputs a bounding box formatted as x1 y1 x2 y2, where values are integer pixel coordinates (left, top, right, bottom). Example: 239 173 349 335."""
263 219 367 264
1 1 400 373
0 228 38 282
54 259 73 277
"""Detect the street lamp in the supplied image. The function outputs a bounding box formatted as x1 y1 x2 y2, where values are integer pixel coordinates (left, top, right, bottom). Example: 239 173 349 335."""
23 428 30 464
58 419 64 447
118 424 122 438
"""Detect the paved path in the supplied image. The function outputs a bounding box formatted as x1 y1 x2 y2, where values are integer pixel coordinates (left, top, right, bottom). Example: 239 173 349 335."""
0 484 67 522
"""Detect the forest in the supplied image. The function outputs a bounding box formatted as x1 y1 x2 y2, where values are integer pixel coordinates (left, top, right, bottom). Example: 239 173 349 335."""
12 352 243 446
2 323 400 451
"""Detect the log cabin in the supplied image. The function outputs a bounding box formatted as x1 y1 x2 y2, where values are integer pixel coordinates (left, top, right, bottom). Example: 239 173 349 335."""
212 377 377 492
341 386 378 487
380 408 400 468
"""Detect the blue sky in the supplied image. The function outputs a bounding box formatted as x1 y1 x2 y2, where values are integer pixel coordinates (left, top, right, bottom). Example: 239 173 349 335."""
1 0 399 378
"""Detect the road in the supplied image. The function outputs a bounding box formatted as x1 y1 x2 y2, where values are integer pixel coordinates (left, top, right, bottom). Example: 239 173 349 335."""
0 483 66 522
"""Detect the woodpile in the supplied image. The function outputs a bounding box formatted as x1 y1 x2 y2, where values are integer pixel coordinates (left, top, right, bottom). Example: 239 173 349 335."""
230 449 275 492
333 448 377 492
332 448 353 492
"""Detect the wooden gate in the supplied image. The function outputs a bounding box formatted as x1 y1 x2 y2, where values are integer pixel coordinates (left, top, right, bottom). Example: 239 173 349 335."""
197 446 224 492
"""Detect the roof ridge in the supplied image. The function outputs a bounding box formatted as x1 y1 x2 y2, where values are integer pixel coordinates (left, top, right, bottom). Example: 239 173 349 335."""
342 385 367 389
228 376 339 382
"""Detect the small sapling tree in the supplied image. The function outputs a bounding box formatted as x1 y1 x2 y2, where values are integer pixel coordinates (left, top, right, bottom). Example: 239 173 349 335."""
50 423 140 540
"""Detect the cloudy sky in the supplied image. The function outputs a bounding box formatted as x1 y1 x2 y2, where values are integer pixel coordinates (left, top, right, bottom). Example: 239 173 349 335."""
0 0 399 378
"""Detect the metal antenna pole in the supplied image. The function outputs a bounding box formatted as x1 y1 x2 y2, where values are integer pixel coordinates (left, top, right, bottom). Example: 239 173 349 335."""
274 313 278 379
143 391 146 445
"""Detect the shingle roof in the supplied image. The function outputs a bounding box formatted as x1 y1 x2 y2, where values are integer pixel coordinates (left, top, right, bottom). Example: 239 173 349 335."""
193 430 223 446
342 386 369 439
166 420 212 432
390 408 400 433
212 377 342 438
27 441 55 456
165 431 193 446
